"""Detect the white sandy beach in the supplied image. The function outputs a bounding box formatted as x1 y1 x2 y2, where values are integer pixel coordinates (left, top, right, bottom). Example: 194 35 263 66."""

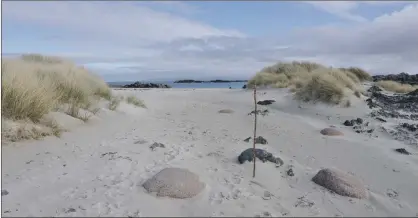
1 88 418 217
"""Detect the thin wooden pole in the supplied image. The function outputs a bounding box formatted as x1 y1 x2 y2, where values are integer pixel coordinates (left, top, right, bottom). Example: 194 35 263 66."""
253 86 257 178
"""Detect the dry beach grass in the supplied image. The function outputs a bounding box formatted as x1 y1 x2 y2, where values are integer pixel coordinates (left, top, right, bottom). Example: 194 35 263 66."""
1 54 145 142
376 80 418 93
247 61 372 106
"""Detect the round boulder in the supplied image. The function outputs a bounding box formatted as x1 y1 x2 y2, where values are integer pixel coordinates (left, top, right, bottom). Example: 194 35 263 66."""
320 128 343 136
312 168 367 199
143 168 205 199
218 109 234 114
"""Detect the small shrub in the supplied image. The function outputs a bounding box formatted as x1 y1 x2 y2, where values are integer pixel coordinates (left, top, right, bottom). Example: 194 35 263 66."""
126 95 146 108
109 96 121 111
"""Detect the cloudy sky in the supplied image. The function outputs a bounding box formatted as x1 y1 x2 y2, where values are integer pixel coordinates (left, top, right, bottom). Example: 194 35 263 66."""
2 1 418 81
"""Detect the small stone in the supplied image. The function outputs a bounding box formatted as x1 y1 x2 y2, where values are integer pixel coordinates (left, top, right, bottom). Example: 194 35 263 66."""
320 128 344 136
255 136 268 144
287 168 294 177
65 208 76 213
1 190 9 196
395 148 411 155
243 137 251 142
218 109 234 114
150 142 165 151
262 191 272 200
257 100 276 105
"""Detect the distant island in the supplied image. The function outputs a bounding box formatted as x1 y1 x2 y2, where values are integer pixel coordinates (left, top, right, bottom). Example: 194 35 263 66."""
174 79 248 84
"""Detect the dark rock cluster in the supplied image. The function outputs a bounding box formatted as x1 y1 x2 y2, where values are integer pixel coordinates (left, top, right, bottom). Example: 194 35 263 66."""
372 72 418 85
343 118 374 134
122 82 171 88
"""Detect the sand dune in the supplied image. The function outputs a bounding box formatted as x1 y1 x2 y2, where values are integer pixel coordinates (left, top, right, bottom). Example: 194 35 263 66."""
1 88 417 217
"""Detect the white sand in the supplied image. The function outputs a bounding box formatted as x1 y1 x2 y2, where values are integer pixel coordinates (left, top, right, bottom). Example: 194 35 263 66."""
2 88 418 217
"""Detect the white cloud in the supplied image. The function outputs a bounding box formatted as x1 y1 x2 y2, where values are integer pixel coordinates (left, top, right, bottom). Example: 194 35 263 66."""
2 1 418 80
3 1 244 45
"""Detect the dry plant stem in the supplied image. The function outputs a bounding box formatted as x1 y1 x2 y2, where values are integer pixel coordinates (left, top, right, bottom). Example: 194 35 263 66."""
253 86 257 178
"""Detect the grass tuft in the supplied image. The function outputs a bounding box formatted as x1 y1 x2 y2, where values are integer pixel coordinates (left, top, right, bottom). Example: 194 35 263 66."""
126 95 146 108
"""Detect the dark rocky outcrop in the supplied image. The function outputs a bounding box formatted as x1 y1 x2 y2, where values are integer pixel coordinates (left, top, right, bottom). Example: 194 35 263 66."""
122 82 171 88
242 84 247 89
257 100 276 105
238 148 283 166
365 85 418 146
372 72 418 85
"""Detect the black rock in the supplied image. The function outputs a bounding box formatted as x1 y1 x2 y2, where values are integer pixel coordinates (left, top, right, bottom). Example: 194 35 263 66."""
343 118 363 127
257 100 276 105
150 142 165 151
243 137 251 142
343 120 355 126
394 148 411 155
238 148 283 165
122 82 171 88
368 85 382 93
375 117 387 122
1 189 9 196
255 136 268 144
242 84 247 89
287 168 294 177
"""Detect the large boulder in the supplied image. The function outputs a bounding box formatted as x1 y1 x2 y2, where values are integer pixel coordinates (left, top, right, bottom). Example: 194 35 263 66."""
143 168 205 199
312 168 368 199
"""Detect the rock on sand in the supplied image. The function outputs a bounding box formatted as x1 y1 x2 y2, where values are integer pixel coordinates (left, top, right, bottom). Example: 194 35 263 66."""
312 168 368 199
143 168 205 199
320 128 344 136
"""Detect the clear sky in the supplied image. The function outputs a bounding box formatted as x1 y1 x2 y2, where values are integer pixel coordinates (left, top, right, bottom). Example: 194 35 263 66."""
2 1 418 81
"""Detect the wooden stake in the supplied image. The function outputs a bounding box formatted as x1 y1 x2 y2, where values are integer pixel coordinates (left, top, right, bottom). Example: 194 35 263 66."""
253 86 257 178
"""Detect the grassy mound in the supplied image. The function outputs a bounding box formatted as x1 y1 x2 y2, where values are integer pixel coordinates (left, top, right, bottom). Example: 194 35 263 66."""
376 80 418 93
1 54 131 142
247 61 372 105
